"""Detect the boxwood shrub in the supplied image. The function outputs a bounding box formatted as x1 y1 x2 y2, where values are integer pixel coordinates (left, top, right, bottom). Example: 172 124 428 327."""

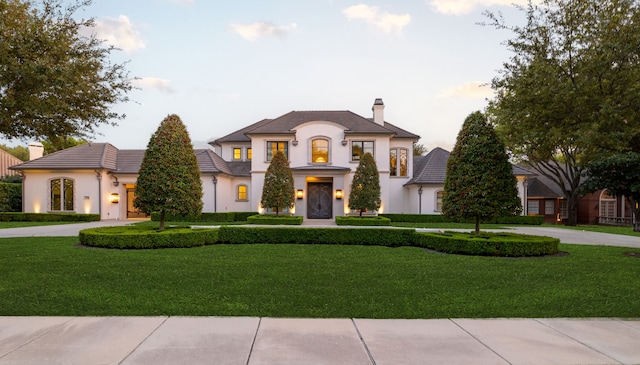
0 183 21 212
79 226 219 249
150 212 254 222
335 216 391 226
217 226 416 246
246 214 303 225
415 231 559 257
0 212 100 222
380 214 544 225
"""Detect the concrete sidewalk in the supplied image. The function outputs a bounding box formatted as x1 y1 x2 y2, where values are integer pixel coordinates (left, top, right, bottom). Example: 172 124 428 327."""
1 317 639 365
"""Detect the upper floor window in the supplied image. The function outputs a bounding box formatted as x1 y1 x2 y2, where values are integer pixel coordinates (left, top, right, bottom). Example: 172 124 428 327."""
267 141 288 161
352 141 374 161
51 178 74 211
311 138 329 163
233 148 242 160
247 148 252 160
237 184 248 201
435 190 444 211
390 148 408 176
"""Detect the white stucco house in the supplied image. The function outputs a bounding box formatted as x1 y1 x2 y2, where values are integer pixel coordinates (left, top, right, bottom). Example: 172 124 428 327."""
10 99 533 220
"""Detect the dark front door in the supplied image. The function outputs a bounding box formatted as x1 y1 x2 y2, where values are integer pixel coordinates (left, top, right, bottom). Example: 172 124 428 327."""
307 183 332 219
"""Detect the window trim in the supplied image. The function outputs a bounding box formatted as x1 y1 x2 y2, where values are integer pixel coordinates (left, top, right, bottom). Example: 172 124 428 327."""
236 184 248 202
390 147 409 177
246 147 252 161
435 190 444 212
232 147 242 161
50 177 74 212
351 140 374 162
310 137 331 164
266 141 289 161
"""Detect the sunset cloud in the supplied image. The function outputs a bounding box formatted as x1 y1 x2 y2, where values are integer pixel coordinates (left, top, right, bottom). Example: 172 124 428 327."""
230 22 298 41
91 15 145 53
343 4 411 33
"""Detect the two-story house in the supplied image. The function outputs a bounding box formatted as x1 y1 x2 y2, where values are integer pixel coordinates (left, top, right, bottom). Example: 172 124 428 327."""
11 99 531 220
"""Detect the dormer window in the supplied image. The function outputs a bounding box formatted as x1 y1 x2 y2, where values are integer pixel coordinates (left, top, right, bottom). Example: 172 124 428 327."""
311 138 329 163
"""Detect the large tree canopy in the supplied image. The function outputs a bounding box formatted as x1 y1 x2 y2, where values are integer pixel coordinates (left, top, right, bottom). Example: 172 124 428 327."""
135 114 203 231
0 0 134 141
443 111 521 235
485 0 640 225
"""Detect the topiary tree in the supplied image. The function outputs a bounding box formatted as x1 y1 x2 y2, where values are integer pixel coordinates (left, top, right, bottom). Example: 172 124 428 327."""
348 152 381 217
260 150 295 216
443 111 522 235
135 114 203 230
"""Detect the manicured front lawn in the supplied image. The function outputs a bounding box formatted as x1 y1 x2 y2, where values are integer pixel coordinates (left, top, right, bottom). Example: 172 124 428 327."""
0 221 79 229
2 237 639 318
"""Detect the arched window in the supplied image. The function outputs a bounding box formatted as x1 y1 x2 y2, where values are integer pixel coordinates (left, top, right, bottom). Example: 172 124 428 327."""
599 189 616 219
435 190 444 211
311 138 330 163
236 185 248 201
50 178 74 211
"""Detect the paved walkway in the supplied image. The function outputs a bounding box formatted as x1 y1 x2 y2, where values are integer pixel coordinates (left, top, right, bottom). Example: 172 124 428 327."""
1 317 639 364
1 222 639 364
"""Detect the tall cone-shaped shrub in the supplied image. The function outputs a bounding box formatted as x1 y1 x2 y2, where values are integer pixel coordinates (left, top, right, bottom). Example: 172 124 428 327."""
348 152 381 217
443 111 521 234
260 150 295 216
135 114 203 230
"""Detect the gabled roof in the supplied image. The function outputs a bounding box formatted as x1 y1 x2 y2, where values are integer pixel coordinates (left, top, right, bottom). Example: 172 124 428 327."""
212 110 419 145
11 143 118 170
116 150 145 174
406 147 450 185
195 149 234 175
527 177 563 198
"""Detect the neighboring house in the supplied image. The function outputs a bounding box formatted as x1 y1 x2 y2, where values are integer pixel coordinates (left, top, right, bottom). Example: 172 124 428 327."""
0 149 23 178
525 173 633 225
11 99 533 220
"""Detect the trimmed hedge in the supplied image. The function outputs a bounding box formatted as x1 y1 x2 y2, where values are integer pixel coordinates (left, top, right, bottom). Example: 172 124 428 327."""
380 214 544 225
247 214 303 225
79 226 219 249
217 226 416 246
0 212 100 222
335 216 391 226
150 212 254 222
0 183 21 212
415 231 559 257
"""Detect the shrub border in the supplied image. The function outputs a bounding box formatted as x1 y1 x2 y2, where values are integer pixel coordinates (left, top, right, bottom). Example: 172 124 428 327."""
335 216 391 226
246 214 303 225
0 212 100 222
79 226 218 249
415 231 559 257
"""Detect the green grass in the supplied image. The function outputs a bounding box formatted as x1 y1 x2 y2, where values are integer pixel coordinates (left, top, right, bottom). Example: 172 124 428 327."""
542 224 640 237
0 221 79 229
2 236 639 318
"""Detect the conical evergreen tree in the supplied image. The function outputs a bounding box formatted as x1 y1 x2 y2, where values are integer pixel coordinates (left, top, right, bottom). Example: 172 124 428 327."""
443 111 521 234
260 150 295 216
135 114 203 230
348 152 381 217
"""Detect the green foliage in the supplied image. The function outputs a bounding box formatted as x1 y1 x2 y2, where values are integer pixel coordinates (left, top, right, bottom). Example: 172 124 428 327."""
40 136 87 154
0 183 21 212
0 212 99 221
443 111 522 234
582 152 640 231
485 0 640 225
150 211 253 222
0 144 28 161
79 226 218 249
348 152 381 216
260 151 295 216
413 143 428 156
217 226 416 246
380 214 544 225
415 231 559 257
247 214 303 225
335 216 391 226
135 114 203 230
0 0 134 141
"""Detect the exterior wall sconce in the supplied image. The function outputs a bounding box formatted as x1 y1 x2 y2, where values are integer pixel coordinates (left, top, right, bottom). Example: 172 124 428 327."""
296 189 304 199
341 140 348 146
292 139 299 146
335 189 343 200
109 193 119 204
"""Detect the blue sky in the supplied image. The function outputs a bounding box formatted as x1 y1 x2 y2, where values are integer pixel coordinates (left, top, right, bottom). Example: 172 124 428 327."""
10 0 531 151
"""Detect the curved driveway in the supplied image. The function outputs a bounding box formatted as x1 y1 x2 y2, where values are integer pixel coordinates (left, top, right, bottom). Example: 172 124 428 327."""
1 220 640 249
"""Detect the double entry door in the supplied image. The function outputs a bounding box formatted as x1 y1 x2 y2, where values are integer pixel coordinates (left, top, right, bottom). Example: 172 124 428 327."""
307 182 332 219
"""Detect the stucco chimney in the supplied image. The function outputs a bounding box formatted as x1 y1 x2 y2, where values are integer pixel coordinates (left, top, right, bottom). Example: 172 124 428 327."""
28 142 44 160
372 98 384 125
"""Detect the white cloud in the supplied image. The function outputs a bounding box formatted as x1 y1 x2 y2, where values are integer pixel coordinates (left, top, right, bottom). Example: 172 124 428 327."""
92 15 145 53
438 81 494 99
230 22 298 42
133 77 175 93
343 4 411 33
429 0 532 15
